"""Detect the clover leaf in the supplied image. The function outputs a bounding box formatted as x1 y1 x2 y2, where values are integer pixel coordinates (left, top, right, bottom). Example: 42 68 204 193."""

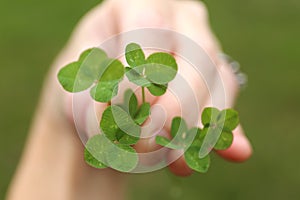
200 107 239 152
98 58 124 82
120 89 151 125
111 105 141 138
106 144 138 172
171 117 188 138
84 134 108 169
125 43 177 97
147 83 167 96
125 67 151 87
200 127 233 151
125 43 146 67
201 107 220 127
100 90 151 145
58 48 108 92
184 147 210 173
202 107 239 131
155 107 240 172
214 130 234 150
155 136 182 150
145 52 178 84
90 80 119 103
155 117 198 149
155 118 210 173
58 62 94 92
188 127 203 148
134 103 151 125
121 89 138 117
90 58 124 102
217 109 239 131
84 147 107 169
100 105 140 145
84 134 138 172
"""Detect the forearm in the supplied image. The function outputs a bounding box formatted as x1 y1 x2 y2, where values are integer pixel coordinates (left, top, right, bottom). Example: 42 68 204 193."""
6 67 126 200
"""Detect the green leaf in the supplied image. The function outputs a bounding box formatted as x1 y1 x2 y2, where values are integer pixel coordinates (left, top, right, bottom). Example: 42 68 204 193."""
90 80 119 103
155 135 171 146
118 132 139 145
84 134 109 168
58 62 94 92
128 91 138 117
155 136 182 149
115 129 139 145
125 43 146 67
84 148 107 169
100 106 119 141
79 48 107 64
125 67 151 87
198 127 222 158
214 131 233 150
179 127 200 149
99 59 124 82
217 109 239 131
183 128 206 151
78 48 108 81
100 106 141 143
79 49 93 62
171 117 188 138
106 144 138 172
184 147 210 173
147 83 167 96
110 106 141 138
116 129 125 141
134 103 151 125
145 52 178 84
122 89 138 117
201 107 220 126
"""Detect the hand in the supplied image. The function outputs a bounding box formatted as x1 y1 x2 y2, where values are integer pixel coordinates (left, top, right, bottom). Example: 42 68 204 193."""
8 1 253 199
52 0 252 176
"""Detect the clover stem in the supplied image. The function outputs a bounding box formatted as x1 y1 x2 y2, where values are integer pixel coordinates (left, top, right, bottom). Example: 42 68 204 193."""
142 87 146 103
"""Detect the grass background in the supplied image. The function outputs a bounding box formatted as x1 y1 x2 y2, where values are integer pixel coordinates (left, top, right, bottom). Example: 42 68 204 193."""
0 0 299 199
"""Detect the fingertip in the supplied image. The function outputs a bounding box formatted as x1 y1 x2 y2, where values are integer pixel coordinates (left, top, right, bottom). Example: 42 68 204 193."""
119 0 171 31
168 150 193 177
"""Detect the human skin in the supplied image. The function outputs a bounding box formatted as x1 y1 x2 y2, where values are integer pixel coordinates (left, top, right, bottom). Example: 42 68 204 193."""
6 0 252 199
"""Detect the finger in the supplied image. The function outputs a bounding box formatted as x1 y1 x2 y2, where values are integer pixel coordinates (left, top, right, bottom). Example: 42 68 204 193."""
173 1 222 64
115 0 177 153
153 58 206 176
64 0 117 57
213 60 252 161
168 150 193 176
165 1 222 174
134 56 206 169
169 0 252 173
117 0 173 30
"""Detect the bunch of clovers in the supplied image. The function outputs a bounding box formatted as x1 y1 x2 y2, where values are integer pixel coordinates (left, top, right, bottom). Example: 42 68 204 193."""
57 43 239 173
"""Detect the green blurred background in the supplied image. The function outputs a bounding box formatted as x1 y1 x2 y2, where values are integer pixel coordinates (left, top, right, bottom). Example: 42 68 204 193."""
0 0 299 199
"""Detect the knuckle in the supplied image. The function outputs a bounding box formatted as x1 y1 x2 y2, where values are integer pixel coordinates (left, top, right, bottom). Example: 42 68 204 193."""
133 10 168 28
185 0 209 20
